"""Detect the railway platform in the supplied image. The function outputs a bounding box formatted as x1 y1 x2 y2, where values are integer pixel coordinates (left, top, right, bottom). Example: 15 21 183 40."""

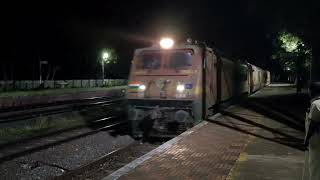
103 85 307 180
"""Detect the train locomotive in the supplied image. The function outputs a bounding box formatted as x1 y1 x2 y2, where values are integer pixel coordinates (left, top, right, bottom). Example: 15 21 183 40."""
126 38 270 138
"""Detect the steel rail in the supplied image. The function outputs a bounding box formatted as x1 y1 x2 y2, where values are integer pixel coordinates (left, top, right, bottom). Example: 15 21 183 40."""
55 145 133 179
0 119 128 163
0 95 124 113
0 98 125 124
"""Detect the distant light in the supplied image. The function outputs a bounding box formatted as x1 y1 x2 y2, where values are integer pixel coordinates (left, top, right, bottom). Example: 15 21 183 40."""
160 38 174 49
286 67 291 71
186 38 193 44
102 52 110 61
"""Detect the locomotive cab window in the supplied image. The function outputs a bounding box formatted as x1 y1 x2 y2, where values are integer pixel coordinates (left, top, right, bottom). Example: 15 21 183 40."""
136 53 162 69
168 52 192 70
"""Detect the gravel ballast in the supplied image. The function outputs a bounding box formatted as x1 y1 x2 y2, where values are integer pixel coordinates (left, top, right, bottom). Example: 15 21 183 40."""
0 130 135 180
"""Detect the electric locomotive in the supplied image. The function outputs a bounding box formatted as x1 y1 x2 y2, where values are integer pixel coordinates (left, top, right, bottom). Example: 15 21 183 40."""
126 38 268 138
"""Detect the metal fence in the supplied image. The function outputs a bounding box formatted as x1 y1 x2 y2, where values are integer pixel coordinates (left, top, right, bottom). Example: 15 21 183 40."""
0 79 127 91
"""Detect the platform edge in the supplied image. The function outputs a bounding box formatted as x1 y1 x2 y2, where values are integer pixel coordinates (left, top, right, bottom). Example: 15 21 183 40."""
102 116 221 180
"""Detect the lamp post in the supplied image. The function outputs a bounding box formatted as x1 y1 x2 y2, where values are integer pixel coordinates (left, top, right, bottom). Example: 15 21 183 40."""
101 51 110 85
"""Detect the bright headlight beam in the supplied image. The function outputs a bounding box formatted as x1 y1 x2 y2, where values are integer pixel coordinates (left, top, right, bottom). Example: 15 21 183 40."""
160 38 174 49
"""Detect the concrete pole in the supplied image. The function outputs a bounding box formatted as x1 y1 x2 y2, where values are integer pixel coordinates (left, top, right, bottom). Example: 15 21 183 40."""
102 61 105 85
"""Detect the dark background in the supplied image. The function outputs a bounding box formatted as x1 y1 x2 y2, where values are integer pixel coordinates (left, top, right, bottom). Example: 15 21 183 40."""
2 1 320 80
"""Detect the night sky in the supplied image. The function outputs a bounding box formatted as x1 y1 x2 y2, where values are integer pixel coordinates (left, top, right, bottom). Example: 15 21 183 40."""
2 1 320 80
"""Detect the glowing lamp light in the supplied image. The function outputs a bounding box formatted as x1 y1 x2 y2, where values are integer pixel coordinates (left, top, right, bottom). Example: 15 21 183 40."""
102 52 110 61
160 38 174 49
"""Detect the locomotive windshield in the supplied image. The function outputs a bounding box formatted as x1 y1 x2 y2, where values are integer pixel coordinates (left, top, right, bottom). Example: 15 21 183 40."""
136 51 192 70
137 53 162 69
168 52 192 69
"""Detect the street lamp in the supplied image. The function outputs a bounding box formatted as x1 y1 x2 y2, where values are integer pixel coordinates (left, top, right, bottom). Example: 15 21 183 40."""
102 52 110 62
101 51 110 84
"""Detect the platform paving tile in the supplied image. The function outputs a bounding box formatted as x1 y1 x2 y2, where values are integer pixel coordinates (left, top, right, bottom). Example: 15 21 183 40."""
119 120 250 180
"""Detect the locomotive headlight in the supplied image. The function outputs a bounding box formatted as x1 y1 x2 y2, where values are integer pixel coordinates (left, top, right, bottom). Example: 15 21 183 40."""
139 85 146 91
176 84 185 92
160 38 174 49
176 84 187 98
138 84 146 98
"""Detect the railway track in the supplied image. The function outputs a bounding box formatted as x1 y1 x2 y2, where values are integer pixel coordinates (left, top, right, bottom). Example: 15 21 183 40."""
0 116 128 163
0 96 125 124
55 142 160 180
0 95 124 113
0 95 129 163
0 95 160 180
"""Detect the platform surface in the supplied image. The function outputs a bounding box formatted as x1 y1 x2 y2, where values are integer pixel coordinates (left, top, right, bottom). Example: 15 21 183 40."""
104 85 307 180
